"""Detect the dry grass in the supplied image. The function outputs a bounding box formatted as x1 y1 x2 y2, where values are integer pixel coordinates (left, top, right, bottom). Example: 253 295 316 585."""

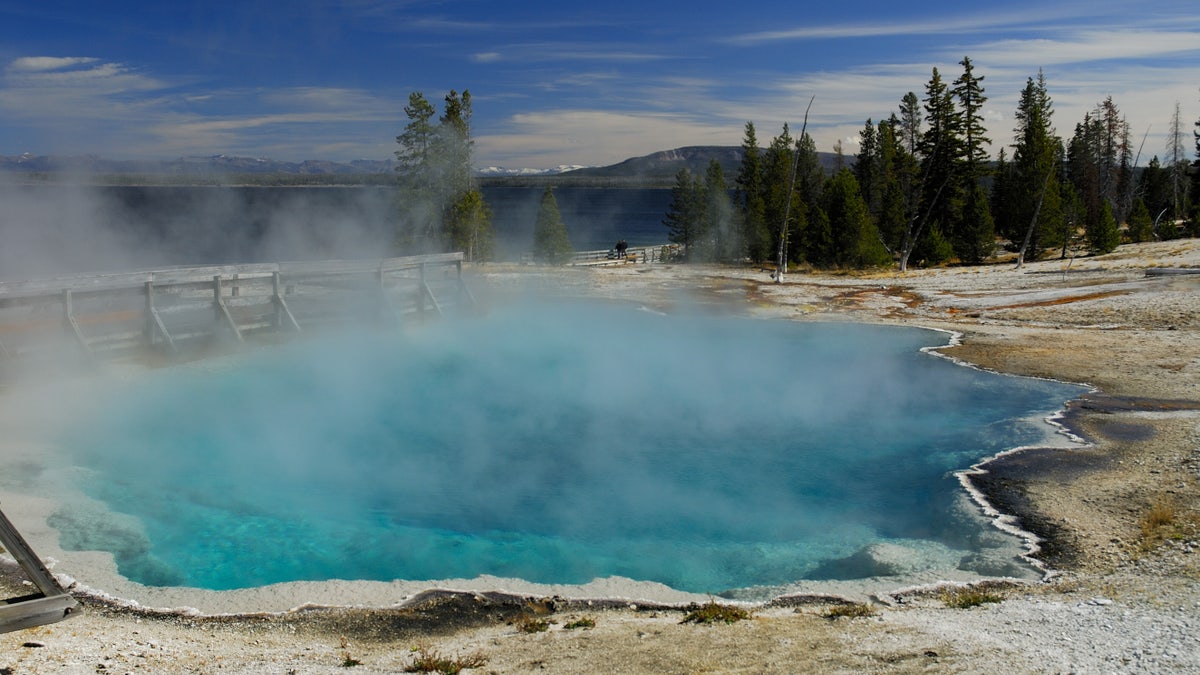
941 587 1005 609
405 647 487 674
1140 498 1177 538
822 602 876 619
680 600 752 625
1136 497 1200 553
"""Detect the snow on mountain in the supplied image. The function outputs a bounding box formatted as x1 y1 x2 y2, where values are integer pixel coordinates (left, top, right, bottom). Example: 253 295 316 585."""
477 164 589 177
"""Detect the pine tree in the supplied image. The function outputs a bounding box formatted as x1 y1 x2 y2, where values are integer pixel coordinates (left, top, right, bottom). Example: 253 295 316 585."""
990 148 1017 241
1138 156 1171 235
531 187 573 264
852 119 880 217
394 92 440 249
1067 114 1103 233
437 90 474 198
394 89 494 260
446 189 493 262
1065 97 1133 241
824 169 890 268
1058 182 1085 259
898 91 922 156
762 125 801 265
791 132 825 265
664 168 704 258
874 117 909 256
1088 200 1120 254
1127 198 1154 243
802 205 833 268
735 122 770 262
914 67 961 267
396 92 437 187
960 184 996 262
886 97 925 269
953 58 990 176
1009 71 1063 261
950 56 993 263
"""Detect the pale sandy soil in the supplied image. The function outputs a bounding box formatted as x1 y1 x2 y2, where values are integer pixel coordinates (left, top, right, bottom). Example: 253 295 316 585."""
3 239 1199 673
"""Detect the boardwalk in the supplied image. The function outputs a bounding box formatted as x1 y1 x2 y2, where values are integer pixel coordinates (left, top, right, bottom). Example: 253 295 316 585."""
0 253 473 363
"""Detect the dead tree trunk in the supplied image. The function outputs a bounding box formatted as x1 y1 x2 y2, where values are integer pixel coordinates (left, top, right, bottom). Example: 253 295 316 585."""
775 96 814 283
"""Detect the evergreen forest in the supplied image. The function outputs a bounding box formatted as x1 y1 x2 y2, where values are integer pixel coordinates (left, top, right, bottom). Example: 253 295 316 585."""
665 58 1200 270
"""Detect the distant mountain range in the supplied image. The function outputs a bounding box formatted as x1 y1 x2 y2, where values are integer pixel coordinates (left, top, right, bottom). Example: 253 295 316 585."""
1 146 842 187
0 152 398 176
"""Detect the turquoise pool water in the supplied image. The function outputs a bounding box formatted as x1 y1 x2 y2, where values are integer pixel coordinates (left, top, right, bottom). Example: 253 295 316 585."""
53 303 1085 594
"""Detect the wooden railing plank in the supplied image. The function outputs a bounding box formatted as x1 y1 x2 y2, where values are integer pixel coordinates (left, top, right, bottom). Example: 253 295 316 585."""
0 253 471 361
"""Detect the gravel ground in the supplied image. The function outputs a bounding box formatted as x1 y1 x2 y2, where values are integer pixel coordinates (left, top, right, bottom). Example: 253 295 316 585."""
2 238 1199 673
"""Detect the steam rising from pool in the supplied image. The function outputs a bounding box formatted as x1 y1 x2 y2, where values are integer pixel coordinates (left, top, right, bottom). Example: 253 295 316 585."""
54 303 1085 596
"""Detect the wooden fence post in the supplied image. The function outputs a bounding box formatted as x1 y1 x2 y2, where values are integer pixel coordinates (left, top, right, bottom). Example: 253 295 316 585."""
272 272 301 332
61 289 90 354
143 281 176 352
418 262 441 316
456 258 476 307
213 275 244 342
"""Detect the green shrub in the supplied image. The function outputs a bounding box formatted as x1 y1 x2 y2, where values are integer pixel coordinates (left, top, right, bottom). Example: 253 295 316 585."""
681 601 751 625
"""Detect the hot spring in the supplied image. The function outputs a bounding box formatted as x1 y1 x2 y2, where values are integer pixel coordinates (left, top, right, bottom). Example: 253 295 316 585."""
46 302 1086 601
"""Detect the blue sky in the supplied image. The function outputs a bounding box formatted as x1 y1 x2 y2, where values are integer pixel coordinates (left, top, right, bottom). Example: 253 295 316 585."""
1 0 1197 169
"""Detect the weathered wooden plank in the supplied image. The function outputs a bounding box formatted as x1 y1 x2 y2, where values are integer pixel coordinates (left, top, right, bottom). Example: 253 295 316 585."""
0 594 79 634
153 266 277 286
0 505 79 633
0 272 154 299
378 252 464 272
0 254 466 302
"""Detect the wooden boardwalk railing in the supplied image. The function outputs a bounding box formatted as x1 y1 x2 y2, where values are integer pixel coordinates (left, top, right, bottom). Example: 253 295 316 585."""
0 253 473 362
520 243 679 266
571 244 678 266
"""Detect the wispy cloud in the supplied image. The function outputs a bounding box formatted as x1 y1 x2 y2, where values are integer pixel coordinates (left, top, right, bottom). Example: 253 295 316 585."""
470 42 670 66
0 59 401 159
725 6 1089 44
142 87 403 159
963 31 1200 68
2 56 162 93
7 56 99 73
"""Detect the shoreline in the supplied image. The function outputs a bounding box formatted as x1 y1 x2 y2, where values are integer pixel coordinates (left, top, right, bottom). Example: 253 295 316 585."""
3 239 1199 673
